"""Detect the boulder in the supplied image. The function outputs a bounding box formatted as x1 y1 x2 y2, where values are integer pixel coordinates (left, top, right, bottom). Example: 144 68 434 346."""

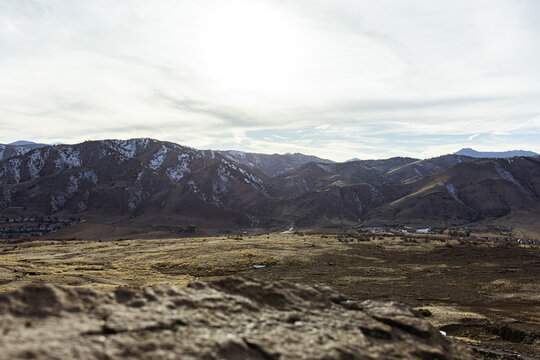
0 277 471 359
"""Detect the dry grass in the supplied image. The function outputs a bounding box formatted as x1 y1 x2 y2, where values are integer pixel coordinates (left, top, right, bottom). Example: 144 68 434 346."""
0 233 329 292
1 232 538 357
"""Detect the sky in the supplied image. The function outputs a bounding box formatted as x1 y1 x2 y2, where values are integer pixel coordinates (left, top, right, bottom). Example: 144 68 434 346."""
1 0 539 161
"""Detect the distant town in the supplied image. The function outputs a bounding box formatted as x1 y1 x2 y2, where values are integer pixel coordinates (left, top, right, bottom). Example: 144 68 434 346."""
355 225 540 246
1 214 538 246
0 216 85 239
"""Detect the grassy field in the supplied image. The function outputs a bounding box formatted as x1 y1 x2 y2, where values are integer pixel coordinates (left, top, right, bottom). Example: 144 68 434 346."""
0 233 538 358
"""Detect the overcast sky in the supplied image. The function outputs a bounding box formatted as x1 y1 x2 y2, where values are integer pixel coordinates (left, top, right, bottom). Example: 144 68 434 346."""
1 0 539 160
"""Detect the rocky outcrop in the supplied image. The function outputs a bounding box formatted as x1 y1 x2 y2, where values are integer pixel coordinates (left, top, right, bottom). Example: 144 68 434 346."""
0 277 470 359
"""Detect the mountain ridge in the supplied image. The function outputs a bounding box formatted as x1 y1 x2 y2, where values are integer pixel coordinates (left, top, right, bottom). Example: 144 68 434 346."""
1 138 539 236
454 148 538 158
3 140 538 162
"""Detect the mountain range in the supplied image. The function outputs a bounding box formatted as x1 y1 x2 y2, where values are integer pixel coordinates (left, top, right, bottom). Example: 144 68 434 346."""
1 139 539 235
454 148 538 158
0 141 48 161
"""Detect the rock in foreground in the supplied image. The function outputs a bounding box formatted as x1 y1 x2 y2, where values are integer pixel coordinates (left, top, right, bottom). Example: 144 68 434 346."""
0 277 470 359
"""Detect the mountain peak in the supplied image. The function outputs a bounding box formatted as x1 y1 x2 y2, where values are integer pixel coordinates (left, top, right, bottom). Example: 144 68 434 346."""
454 148 538 158
8 140 38 146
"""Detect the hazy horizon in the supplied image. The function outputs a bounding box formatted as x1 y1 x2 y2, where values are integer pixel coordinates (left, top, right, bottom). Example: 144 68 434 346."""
1 0 539 161
2 137 539 162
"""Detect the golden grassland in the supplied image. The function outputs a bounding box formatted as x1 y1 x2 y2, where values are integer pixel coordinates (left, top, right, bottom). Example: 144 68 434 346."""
0 233 333 292
1 233 539 355
0 233 537 309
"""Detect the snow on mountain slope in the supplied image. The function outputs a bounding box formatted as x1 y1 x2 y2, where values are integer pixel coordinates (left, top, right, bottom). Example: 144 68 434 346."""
1 139 539 231
0 140 270 223
219 150 333 177
0 141 48 161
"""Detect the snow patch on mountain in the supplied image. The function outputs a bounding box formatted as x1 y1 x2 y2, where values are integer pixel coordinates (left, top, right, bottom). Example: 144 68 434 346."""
188 180 199 193
14 147 32 157
188 180 208 201
149 145 170 170
166 153 191 182
7 158 22 184
50 193 66 212
104 139 151 159
446 183 465 205
352 192 364 215
50 170 98 212
138 138 150 149
128 188 144 214
494 163 532 199
238 167 263 185
55 148 81 170
228 150 246 159
221 159 238 170
136 170 144 182
114 140 137 158
220 159 265 191
369 185 384 204
28 149 47 179
80 170 98 185
216 165 231 188
67 176 79 196
78 191 90 212
317 164 335 174
300 179 310 193
352 162 372 171
224 150 249 164
65 171 98 195
210 165 231 205
127 170 147 213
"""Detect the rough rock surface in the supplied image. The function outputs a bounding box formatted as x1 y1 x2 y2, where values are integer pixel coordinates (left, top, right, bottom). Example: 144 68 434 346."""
0 277 471 360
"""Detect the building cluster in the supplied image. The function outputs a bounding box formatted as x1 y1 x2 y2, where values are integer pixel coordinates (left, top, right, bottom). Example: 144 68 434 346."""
0 216 85 239
473 236 539 246
356 226 446 236
355 225 539 245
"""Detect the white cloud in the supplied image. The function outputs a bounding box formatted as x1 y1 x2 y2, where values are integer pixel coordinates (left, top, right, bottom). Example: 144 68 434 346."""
0 0 539 160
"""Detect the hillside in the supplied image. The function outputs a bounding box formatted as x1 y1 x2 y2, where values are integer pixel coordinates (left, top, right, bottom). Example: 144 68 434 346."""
219 150 333 177
1 139 539 235
0 139 276 233
365 157 540 226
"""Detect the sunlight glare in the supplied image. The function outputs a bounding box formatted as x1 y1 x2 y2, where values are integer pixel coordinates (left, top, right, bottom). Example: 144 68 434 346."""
194 0 308 93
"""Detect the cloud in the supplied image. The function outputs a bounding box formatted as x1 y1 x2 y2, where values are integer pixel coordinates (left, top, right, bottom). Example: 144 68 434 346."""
314 125 331 130
0 0 539 160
